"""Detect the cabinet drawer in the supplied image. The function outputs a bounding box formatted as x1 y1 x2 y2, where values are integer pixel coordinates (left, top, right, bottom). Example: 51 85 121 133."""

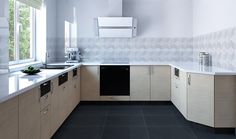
40 105 51 139
40 93 51 110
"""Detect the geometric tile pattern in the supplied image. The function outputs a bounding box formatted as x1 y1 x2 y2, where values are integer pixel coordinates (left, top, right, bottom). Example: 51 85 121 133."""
78 38 193 63
193 27 236 70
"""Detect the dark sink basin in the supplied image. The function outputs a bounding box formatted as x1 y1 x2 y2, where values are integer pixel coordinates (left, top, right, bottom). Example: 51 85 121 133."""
40 65 73 70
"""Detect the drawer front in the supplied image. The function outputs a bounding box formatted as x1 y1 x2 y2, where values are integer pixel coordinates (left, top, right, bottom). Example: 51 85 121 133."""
40 105 51 139
40 93 51 110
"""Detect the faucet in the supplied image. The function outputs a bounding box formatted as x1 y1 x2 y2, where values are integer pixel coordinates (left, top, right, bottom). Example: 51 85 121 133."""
43 52 49 68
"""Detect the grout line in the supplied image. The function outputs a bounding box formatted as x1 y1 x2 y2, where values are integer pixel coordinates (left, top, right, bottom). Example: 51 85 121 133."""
98 107 108 139
141 105 151 139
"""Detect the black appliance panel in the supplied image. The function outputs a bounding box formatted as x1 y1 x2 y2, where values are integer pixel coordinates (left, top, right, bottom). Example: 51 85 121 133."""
174 68 179 77
58 73 68 86
40 81 51 97
100 66 130 96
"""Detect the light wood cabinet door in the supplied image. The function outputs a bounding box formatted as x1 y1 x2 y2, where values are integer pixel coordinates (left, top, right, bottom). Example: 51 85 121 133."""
0 97 19 139
40 106 51 139
76 68 81 104
130 66 150 101
81 66 100 101
19 88 40 139
151 66 171 101
187 73 214 127
50 78 60 136
179 70 187 118
58 82 69 124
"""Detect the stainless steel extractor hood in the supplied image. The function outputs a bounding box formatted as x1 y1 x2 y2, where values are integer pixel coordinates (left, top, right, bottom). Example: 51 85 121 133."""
94 0 137 38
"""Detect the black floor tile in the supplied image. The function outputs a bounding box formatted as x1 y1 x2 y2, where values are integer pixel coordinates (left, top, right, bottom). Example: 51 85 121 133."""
101 126 149 139
52 126 103 139
144 115 185 126
142 105 176 116
147 126 197 139
65 115 106 126
52 103 236 139
73 105 109 116
105 115 145 126
108 105 142 116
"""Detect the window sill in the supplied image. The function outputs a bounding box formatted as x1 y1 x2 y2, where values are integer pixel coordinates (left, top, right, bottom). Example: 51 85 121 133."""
9 61 42 73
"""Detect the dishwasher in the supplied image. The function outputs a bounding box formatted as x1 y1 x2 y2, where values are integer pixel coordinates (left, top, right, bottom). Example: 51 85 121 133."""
100 66 130 96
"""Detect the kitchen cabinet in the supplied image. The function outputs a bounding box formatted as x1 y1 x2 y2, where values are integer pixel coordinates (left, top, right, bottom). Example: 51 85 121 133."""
130 66 150 101
58 79 69 124
81 66 100 101
0 97 19 139
40 106 51 139
151 66 171 101
19 88 40 139
68 68 80 111
171 67 188 118
187 73 214 127
50 78 60 136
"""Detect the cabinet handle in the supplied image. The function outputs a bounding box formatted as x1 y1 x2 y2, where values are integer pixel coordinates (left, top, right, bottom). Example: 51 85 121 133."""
151 66 154 74
43 94 48 100
97 66 100 75
74 85 76 88
43 109 49 114
51 82 54 94
188 74 191 85
149 66 151 75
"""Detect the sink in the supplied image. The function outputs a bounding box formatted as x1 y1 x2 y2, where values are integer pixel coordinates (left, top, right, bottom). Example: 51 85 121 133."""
40 65 73 70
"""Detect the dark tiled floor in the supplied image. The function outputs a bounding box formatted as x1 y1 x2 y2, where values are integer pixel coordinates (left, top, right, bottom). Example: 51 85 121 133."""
52 102 235 139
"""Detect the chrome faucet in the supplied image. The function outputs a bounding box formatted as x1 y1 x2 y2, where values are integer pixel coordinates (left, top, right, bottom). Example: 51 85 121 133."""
43 52 49 68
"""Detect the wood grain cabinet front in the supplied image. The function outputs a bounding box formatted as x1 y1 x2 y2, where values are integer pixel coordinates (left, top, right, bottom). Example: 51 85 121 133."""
0 97 19 139
81 66 100 101
19 88 41 139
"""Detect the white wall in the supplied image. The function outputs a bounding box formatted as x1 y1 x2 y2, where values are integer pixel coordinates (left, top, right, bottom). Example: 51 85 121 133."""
193 0 236 36
56 0 193 38
123 0 193 38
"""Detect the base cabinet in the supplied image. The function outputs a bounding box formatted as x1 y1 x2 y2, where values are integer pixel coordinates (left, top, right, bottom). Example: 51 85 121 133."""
187 73 214 127
81 66 100 101
130 66 171 101
40 106 51 139
19 88 40 139
171 67 188 118
50 78 60 136
130 66 150 101
151 66 171 101
0 97 19 139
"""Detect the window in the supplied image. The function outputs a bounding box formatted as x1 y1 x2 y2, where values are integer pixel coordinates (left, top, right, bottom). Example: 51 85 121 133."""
9 0 36 65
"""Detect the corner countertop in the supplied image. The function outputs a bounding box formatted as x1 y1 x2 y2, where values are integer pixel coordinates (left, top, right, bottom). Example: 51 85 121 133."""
1 61 236 104
0 63 82 104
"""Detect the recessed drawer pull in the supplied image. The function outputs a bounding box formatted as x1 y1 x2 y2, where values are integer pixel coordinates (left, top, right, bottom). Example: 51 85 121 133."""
43 109 49 114
43 82 48 86
43 94 48 100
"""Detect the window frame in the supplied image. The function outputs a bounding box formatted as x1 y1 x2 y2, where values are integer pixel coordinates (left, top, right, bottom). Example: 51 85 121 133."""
9 0 36 65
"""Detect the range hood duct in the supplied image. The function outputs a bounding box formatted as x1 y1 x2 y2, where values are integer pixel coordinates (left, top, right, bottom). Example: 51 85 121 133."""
108 0 123 16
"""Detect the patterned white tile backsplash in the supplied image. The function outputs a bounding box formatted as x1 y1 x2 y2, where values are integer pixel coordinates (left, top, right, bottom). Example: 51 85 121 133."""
193 27 236 70
78 37 193 63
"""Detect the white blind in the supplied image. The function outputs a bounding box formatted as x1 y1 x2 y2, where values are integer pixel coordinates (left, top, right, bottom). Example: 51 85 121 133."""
17 0 42 10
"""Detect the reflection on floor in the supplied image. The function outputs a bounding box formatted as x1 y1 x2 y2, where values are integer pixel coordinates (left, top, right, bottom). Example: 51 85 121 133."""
52 102 235 139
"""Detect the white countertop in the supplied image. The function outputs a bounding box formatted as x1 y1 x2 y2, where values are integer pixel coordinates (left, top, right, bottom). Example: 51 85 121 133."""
0 61 236 104
82 61 236 75
0 63 81 103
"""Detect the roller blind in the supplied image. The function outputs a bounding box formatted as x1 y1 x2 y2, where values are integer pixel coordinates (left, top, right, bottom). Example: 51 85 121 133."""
16 0 42 10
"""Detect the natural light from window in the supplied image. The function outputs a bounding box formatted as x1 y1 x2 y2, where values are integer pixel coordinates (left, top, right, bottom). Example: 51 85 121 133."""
9 0 36 65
